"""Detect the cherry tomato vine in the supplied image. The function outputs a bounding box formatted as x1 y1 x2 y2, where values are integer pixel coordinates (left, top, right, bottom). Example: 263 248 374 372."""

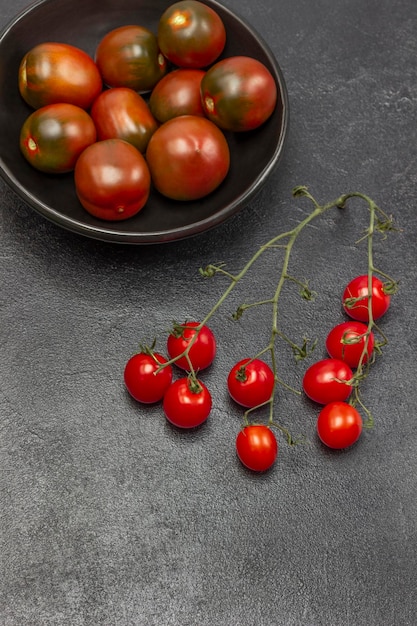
125 186 399 471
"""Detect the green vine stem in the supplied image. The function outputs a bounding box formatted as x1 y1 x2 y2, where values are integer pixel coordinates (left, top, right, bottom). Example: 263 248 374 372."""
157 187 398 438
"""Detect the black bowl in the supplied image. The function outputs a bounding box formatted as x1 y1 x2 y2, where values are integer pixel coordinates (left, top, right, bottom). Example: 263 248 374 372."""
0 0 289 244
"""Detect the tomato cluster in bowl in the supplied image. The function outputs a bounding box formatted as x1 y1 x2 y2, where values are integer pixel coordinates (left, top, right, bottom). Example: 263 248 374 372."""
17 0 278 222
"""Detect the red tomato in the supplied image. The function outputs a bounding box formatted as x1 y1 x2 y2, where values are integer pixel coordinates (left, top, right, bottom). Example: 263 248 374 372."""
74 139 151 221
302 358 353 404
158 0 226 68
124 352 173 403
167 322 216 371
163 377 212 428
201 56 277 131
227 358 274 408
236 425 278 472
18 42 102 110
90 87 158 153
342 275 391 322
326 321 375 368
95 25 167 92
146 115 230 200
149 69 206 123
317 402 363 449
19 103 96 173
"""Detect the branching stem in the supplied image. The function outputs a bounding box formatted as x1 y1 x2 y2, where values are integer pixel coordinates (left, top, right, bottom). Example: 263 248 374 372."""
157 187 398 439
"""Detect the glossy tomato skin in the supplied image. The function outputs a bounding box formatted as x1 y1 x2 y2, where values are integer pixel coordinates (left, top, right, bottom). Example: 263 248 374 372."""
317 402 363 449
342 275 391 322
18 42 102 110
326 321 375 368
90 87 158 153
167 322 216 371
303 358 353 404
163 378 212 428
95 25 167 92
74 139 151 221
201 56 277 132
158 0 226 68
146 115 230 201
20 103 96 174
227 358 274 408
124 352 173 403
236 425 278 472
149 69 206 123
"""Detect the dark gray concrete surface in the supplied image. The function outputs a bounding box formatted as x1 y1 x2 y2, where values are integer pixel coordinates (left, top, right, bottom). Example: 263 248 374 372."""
1 0 416 624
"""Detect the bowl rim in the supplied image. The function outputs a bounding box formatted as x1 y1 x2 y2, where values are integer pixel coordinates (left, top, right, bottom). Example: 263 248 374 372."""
0 0 290 244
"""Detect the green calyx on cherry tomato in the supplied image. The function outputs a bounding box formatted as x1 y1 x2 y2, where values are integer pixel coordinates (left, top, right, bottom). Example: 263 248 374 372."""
90 87 158 153
317 402 363 449
326 321 375 369
163 377 212 428
149 68 206 123
236 425 278 472
74 139 151 221
18 42 102 110
167 321 216 371
157 0 226 69
124 351 173 404
201 55 277 132
342 275 391 322
302 358 353 404
20 103 97 174
227 358 274 408
146 115 230 201
95 25 167 92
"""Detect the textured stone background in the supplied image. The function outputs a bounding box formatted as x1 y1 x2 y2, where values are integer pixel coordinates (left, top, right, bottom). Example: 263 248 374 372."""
1 0 416 624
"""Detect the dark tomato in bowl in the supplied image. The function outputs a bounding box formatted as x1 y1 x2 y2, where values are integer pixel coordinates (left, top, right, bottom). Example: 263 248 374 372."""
74 139 151 221
90 87 158 153
145 115 230 201
95 25 167 92
18 42 102 110
158 0 226 68
20 103 97 174
201 55 277 132
149 69 206 123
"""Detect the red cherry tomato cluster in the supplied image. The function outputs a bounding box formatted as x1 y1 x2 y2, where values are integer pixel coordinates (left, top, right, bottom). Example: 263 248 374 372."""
302 274 391 450
124 321 279 472
17 0 278 220
124 275 391 470
124 322 215 430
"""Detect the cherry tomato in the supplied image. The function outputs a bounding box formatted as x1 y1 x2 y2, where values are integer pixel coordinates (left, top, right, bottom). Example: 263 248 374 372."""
201 56 277 132
317 402 363 449
167 322 216 371
158 0 226 68
148 69 206 123
124 351 173 403
326 321 375 368
19 103 96 174
227 358 274 408
146 115 230 201
163 377 212 428
95 25 167 92
342 275 391 322
236 425 278 472
74 139 151 221
18 42 102 110
302 358 353 404
90 87 158 153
